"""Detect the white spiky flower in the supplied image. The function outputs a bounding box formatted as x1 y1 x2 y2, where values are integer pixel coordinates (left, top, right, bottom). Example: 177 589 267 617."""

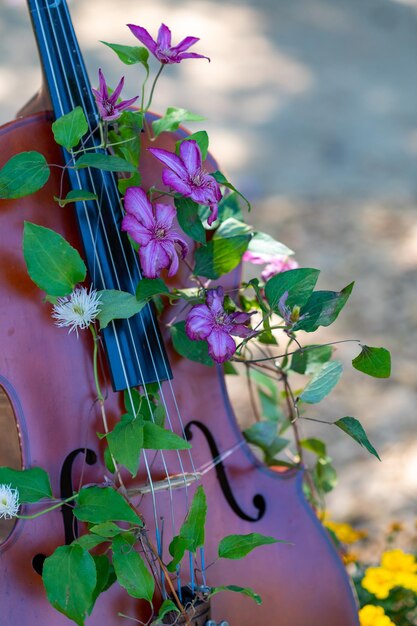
0 484 20 519
52 286 102 336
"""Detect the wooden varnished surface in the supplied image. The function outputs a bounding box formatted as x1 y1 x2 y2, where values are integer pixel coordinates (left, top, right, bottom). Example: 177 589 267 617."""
0 112 360 625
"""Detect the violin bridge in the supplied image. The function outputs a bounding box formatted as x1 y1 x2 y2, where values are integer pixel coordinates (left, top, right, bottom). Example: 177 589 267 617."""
128 472 202 496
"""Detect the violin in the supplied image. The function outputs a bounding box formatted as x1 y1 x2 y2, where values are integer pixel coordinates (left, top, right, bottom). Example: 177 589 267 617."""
0 1 360 624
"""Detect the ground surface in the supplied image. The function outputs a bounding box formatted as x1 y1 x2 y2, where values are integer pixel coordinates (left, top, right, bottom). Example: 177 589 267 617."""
1 0 417 553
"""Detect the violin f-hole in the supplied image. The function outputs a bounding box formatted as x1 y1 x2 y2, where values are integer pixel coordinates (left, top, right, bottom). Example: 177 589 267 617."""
184 420 266 522
32 447 97 575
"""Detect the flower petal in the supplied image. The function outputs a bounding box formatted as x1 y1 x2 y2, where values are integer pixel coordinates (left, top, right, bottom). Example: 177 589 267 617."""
206 287 224 313
127 24 157 54
207 328 236 363
139 240 169 279
148 147 187 178
109 75 125 104
156 23 172 50
154 202 176 230
175 52 211 62
170 36 200 54
185 305 213 340
162 169 192 197
121 214 153 246
98 68 108 99
124 187 154 226
179 140 201 176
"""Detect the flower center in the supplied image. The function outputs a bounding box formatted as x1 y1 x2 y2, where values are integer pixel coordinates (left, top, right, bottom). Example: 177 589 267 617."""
155 227 167 240
73 304 86 316
190 169 206 188
1 497 7 506
104 100 115 115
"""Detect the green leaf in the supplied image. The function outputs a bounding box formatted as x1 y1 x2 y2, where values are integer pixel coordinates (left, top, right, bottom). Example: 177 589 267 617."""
90 522 122 538
210 585 262 605
290 345 333 375
0 466 52 503
91 554 115 607
23 222 86 296
300 438 327 458
96 289 147 329
218 533 281 560
295 283 354 332
42 545 97 625
112 534 154 602
136 278 170 303
217 192 244 222
213 217 252 239
177 131 209 160
152 107 204 138
54 189 98 207
107 416 144 476
143 422 191 451
75 153 137 173
0 151 50 199
334 416 381 460
74 486 142 525
118 172 142 194
167 486 207 570
265 268 320 312
194 233 249 278
223 361 238 375
299 361 343 404
151 599 180 625
258 388 283 422
101 41 149 68
243 423 288 464
247 231 293 258
178 485 207 552
175 197 206 244
52 107 88 151
124 388 142 418
352 345 391 378
170 321 214 366
312 458 338 494
73 533 106 551
210 170 251 211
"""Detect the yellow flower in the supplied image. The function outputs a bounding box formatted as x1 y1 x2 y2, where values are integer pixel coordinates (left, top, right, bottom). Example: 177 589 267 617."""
361 567 394 599
359 604 395 626
343 551 358 565
395 571 417 593
387 521 404 533
381 549 417 574
324 519 366 545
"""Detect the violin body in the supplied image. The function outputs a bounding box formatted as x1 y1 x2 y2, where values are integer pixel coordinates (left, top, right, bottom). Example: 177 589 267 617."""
0 111 360 624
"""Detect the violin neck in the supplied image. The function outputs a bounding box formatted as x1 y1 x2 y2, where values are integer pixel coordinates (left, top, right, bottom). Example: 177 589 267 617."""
26 0 172 391
27 0 97 124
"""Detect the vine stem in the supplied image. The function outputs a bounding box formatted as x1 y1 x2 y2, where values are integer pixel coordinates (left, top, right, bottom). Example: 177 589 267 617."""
89 325 127 494
17 493 78 519
145 64 165 113
233 338 361 365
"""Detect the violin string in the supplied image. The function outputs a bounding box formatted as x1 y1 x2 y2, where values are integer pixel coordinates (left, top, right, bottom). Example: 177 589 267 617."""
52 1 192 543
32 0 164 538
58 3 199 485
58 0 197 479
57 0 200 495
33 0 204 583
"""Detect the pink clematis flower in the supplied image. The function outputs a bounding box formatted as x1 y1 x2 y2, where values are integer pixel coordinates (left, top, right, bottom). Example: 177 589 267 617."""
149 140 222 226
186 287 256 363
127 23 210 64
121 187 188 279
92 69 139 122
243 250 298 282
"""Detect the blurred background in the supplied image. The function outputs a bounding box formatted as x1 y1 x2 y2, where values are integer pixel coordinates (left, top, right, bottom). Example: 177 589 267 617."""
1 0 416 548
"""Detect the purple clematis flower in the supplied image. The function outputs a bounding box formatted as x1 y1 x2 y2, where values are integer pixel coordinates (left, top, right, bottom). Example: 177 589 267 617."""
92 69 139 122
121 187 188 279
149 140 222 226
186 287 256 363
243 250 298 282
127 23 210 64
